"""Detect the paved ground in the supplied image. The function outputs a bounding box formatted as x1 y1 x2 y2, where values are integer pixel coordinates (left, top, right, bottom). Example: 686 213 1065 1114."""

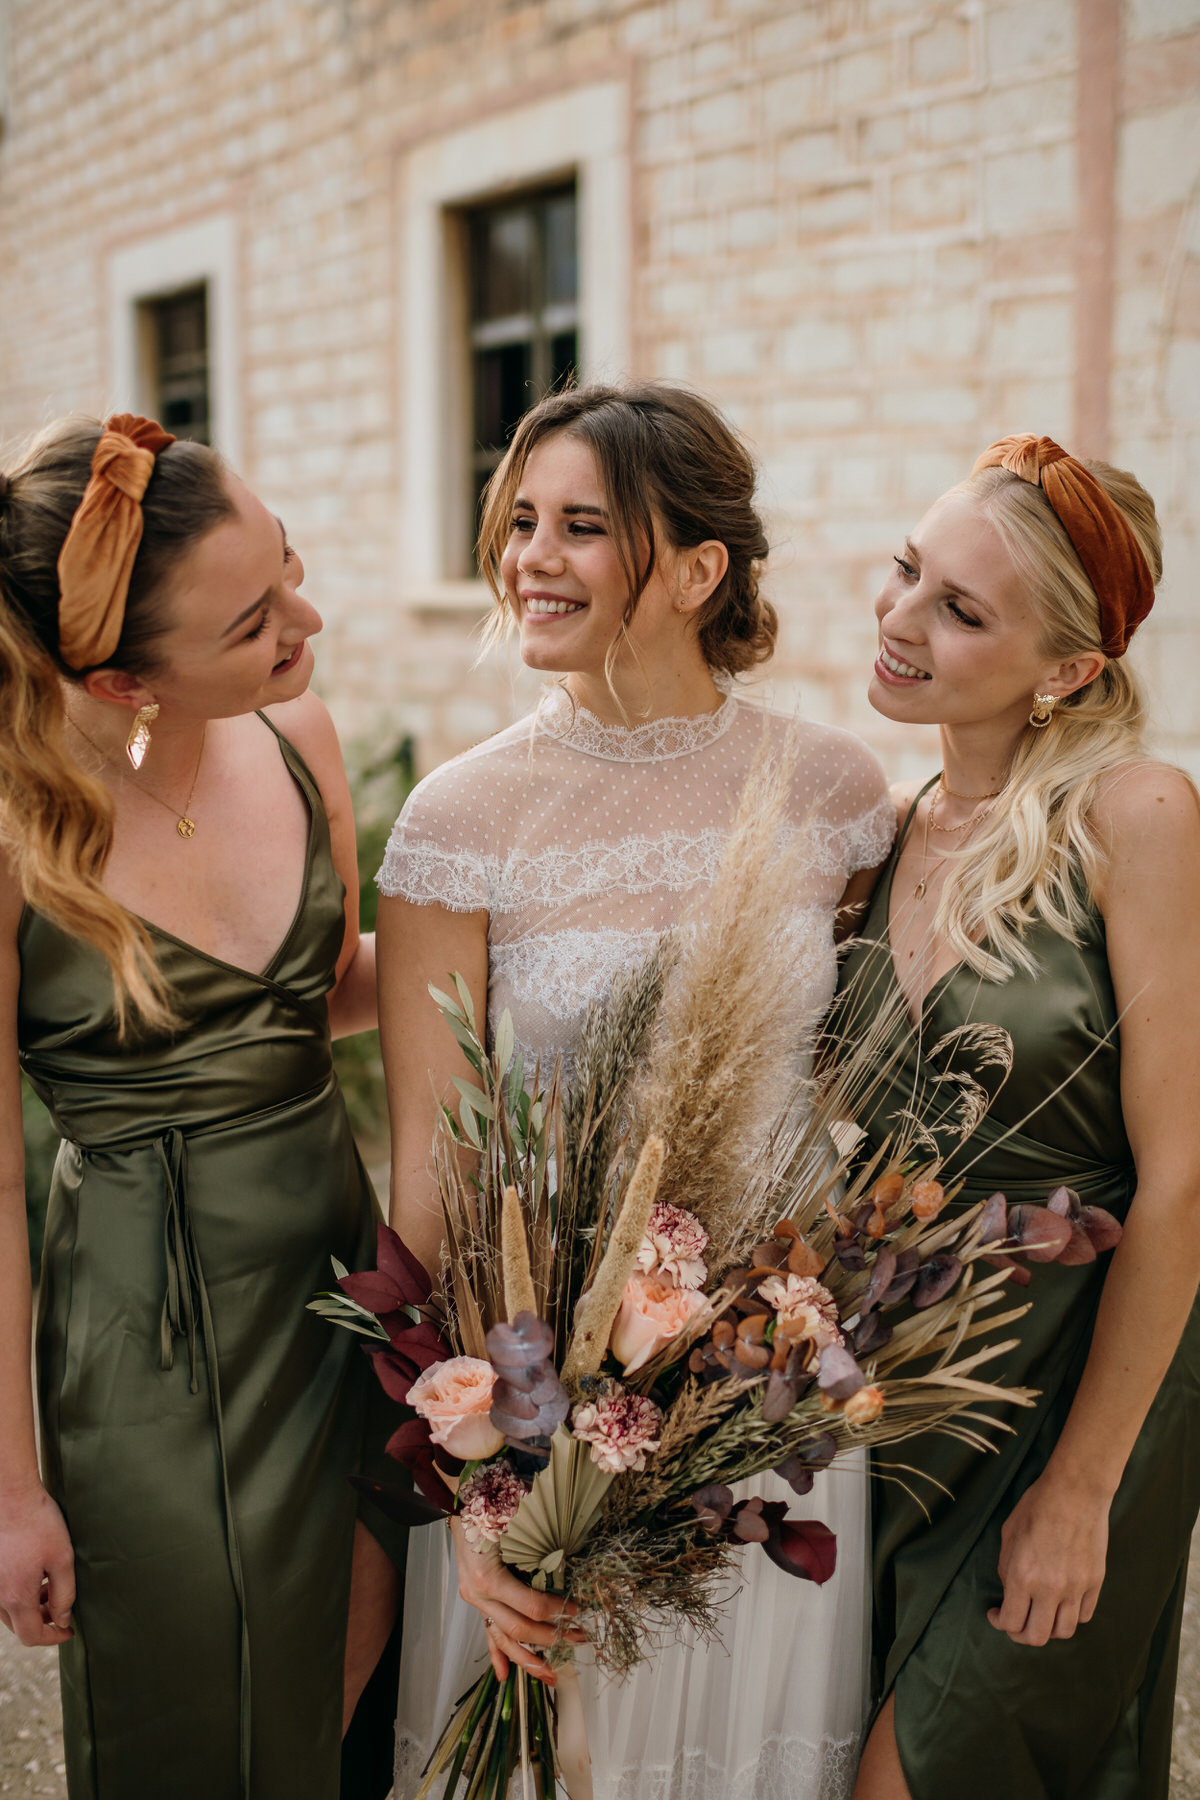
3 1530 1200 1797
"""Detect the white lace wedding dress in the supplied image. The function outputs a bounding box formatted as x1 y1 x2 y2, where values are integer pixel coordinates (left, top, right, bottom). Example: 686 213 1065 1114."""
378 685 895 1800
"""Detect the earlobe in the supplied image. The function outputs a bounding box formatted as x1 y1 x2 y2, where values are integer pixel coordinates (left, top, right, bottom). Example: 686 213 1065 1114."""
676 539 730 615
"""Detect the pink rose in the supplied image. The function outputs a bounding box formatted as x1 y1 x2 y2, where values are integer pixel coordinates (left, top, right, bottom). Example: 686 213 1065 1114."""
610 1272 706 1376
407 1357 505 1461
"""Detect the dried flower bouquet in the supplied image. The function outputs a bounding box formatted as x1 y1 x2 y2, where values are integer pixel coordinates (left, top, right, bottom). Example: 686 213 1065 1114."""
313 741 1123 1800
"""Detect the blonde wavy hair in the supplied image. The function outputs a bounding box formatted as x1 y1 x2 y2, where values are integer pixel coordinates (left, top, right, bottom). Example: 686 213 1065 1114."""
0 416 234 1032
934 458 1160 981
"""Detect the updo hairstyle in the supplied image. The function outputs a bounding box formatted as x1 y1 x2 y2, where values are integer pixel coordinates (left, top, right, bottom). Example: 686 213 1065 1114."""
477 381 775 679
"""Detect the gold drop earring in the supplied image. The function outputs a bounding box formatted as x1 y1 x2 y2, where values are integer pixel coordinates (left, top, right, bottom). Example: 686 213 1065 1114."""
126 702 160 770
1029 693 1057 728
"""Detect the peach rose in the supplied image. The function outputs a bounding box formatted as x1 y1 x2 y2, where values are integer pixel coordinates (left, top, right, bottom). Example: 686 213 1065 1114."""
610 1272 707 1376
407 1357 505 1461
843 1385 885 1426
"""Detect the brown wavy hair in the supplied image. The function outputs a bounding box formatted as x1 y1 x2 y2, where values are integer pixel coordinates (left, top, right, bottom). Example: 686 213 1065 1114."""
0 416 235 1030
478 382 775 681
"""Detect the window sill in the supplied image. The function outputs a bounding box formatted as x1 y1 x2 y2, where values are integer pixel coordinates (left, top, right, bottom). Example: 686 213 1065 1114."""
403 581 495 617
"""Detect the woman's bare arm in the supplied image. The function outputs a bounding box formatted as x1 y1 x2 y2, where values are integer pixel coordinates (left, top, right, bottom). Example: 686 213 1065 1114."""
266 693 376 1039
375 892 581 1680
375 893 489 1277
988 764 1200 1645
0 865 74 1646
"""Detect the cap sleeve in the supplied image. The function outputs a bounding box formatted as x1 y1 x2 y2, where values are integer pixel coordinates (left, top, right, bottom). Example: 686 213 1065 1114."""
376 759 493 912
793 726 897 882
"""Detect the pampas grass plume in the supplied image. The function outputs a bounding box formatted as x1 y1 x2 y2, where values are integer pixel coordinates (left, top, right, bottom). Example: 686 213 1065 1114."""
562 1134 666 1389
501 1185 538 1322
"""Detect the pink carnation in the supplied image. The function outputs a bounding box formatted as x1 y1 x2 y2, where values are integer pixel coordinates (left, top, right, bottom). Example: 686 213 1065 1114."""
571 1383 664 1474
457 1460 529 1547
636 1201 709 1289
758 1274 843 1349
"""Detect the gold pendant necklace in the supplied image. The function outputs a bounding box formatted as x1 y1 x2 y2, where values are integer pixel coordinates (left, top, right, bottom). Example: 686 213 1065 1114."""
70 716 206 839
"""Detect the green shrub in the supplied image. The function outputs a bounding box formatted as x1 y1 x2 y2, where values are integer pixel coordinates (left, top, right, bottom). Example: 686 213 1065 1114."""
330 731 416 1168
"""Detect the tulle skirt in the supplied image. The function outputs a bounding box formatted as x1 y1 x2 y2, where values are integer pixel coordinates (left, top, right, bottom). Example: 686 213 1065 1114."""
393 1458 870 1800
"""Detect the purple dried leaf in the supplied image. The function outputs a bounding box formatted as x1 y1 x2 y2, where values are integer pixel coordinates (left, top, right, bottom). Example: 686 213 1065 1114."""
1007 1204 1074 1264
690 1484 734 1532
1078 1205 1123 1254
850 1311 893 1357
817 1343 866 1402
911 1254 963 1310
975 1192 1008 1247
775 1455 815 1496
860 1247 897 1316
1046 1185 1081 1221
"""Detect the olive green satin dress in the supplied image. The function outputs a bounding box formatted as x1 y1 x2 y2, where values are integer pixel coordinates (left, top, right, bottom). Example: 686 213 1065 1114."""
21 723 399 1800
836 783 1200 1800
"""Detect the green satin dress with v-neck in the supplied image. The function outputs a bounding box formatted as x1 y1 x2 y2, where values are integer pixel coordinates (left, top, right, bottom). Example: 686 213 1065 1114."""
20 719 398 1800
835 780 1200 1800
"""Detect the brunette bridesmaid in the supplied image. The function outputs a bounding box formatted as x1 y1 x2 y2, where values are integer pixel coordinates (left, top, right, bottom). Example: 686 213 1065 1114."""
838 436 1200 1800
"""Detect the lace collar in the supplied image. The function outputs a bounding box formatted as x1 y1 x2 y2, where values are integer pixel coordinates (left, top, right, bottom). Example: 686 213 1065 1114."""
536 684 739 763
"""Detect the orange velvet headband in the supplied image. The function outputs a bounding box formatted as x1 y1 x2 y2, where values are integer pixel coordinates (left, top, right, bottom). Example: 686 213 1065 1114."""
971 434 1154 658
56 413 176 671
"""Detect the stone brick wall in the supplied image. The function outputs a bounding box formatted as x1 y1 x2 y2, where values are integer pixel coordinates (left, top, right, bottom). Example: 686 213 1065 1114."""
0 0 1197 780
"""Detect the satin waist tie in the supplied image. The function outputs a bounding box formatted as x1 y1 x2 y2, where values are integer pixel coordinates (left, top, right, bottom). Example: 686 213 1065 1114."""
154 1127 253 1800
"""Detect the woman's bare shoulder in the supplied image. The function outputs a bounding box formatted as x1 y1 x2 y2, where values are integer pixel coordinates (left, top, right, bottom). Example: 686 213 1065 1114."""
1092 758 1200 849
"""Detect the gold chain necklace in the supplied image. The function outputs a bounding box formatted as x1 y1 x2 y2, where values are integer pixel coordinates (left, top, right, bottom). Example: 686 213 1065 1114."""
69 717 206 839
912 789 993 901
927 785 998 837
939 774 1004 801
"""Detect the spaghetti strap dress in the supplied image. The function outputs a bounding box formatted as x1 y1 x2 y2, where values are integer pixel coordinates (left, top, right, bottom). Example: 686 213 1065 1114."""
21 718 401 1800
834 781 1200 1800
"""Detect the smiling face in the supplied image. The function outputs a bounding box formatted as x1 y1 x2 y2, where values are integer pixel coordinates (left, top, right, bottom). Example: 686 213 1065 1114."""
869 487 1083 736
97 475 323 722
498 432 703 690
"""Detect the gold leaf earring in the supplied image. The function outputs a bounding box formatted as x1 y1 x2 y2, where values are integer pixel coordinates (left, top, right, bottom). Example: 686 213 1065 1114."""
1029 692 1057 729
126 702 159 770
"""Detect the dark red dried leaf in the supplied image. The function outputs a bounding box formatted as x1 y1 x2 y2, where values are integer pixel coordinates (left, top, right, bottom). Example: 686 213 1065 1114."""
1053 1220 1098 1267
1007 1204 1074 1263
339 1270 406 1315
762 1513 838 1584
982 1251 1033 1288
1078 1205 1123 1254
374 1224 435 1305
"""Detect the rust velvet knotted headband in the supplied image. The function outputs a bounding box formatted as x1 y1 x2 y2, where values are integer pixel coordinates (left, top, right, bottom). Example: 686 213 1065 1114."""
55 413 176 671
971 434 1154 658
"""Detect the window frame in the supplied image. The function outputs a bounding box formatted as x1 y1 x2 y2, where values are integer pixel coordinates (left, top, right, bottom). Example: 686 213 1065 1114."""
107 215 241 469
396 79 631 603
464 181 580 567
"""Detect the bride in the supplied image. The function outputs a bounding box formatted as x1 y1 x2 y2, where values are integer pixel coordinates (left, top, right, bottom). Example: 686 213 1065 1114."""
376 381 895 1800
